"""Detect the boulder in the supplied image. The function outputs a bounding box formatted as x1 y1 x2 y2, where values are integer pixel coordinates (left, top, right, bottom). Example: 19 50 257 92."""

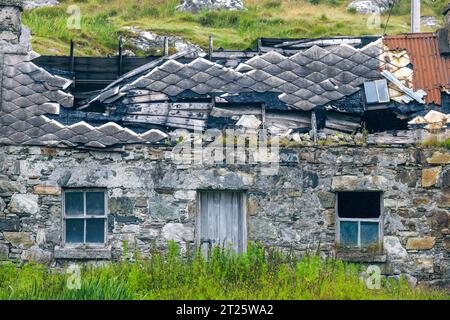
0 197 5 212
33 184 61 195
331 175 389 191
161 223 194 242
174 190 197 200
23 0 59 10
427 210 448 235
248 218 278 241
383 236 408 259
177 0 245 13
406 237 436 250
0 179 20 195
347 0 396 14
414 257 434 273
0 217 20 232
0 243 8 260
3 232 34 249
8 194 39 216
109 197 135 215
317 191 336 209
122 27 203 57
21 246 52 264
421 16 439 28
426 151 450 165
149 197 178 220
421 167 441 188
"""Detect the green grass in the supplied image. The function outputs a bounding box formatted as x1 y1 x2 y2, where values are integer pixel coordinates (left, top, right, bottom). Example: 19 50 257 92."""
421 138 450 150
21 0 449 56
0 243 447 300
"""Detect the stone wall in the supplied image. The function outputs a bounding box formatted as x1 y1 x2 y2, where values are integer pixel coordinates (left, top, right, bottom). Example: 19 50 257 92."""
0 144 448 288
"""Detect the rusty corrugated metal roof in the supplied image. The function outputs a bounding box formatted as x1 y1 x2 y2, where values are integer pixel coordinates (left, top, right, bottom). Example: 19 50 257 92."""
383 33 450 106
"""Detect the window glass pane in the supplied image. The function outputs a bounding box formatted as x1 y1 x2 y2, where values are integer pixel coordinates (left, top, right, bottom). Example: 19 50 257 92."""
86 218 105 243
86 192 105 216
364 81 378 104
375 80 390 103
340 221 358 246
338 192 381 219
361 222 379 246
65 192 84 216
66 219 84 243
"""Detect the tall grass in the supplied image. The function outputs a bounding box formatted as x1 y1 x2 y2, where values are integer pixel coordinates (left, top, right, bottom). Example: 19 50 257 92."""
0 243 447 300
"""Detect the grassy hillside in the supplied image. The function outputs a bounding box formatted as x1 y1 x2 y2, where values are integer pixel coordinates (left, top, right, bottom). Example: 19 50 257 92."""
22 0 448 56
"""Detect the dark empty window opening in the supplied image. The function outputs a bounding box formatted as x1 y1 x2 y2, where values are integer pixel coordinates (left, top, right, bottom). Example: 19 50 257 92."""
362 109 408 133
337 192 382 248
63 189 107 245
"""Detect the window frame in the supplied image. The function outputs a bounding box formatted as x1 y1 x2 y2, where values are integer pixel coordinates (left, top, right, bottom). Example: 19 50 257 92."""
364 79 390 105
62 188 108 247
335 191 383 249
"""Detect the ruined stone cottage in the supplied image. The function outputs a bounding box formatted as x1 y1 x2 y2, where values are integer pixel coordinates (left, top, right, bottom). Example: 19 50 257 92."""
0 0 449 289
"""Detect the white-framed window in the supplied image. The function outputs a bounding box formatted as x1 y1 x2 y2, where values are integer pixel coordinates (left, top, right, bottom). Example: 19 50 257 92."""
364 79 390 104
336 191 382 248
63 189 107 245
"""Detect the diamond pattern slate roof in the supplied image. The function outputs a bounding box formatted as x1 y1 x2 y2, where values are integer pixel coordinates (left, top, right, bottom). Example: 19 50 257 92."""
98 40 384 112
0 52 168 148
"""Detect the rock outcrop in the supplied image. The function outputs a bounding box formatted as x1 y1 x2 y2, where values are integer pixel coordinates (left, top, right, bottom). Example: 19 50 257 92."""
23 0 59 10
347 0 397 14
177 0 245 13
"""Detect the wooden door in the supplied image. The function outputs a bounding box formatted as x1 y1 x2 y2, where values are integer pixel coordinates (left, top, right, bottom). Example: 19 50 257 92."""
198 191 247 254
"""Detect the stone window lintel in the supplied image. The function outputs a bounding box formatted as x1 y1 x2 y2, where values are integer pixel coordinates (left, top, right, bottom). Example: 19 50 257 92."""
54 245 112 260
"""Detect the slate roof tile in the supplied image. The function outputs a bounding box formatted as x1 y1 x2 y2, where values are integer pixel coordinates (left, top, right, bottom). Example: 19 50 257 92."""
260 51 286 64
158 60 185 73
191 72 213 83
162 73 183 85
177 78 197 90
262 76 286 88
305 61 328 72
165 85 185 96
292 66 311 77
245 56 272 69
331 45 357 59
188 58 215 72
335 59 358 72
289 53 313 66
293 89 315 100
277 59 299 71
305 72 328 83
321 53 344 65
277 82 300 94
293 100 315 111
1 40 387 149
302 45 330 60
148 81 170 91
277 71 298 82
262 64 284 75
321 90 345 101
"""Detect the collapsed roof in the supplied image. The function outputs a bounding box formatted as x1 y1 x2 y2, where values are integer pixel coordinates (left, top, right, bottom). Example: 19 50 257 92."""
0 0 449 150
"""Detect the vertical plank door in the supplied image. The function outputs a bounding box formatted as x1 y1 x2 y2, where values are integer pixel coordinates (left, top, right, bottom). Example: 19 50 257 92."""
198 191 247 254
